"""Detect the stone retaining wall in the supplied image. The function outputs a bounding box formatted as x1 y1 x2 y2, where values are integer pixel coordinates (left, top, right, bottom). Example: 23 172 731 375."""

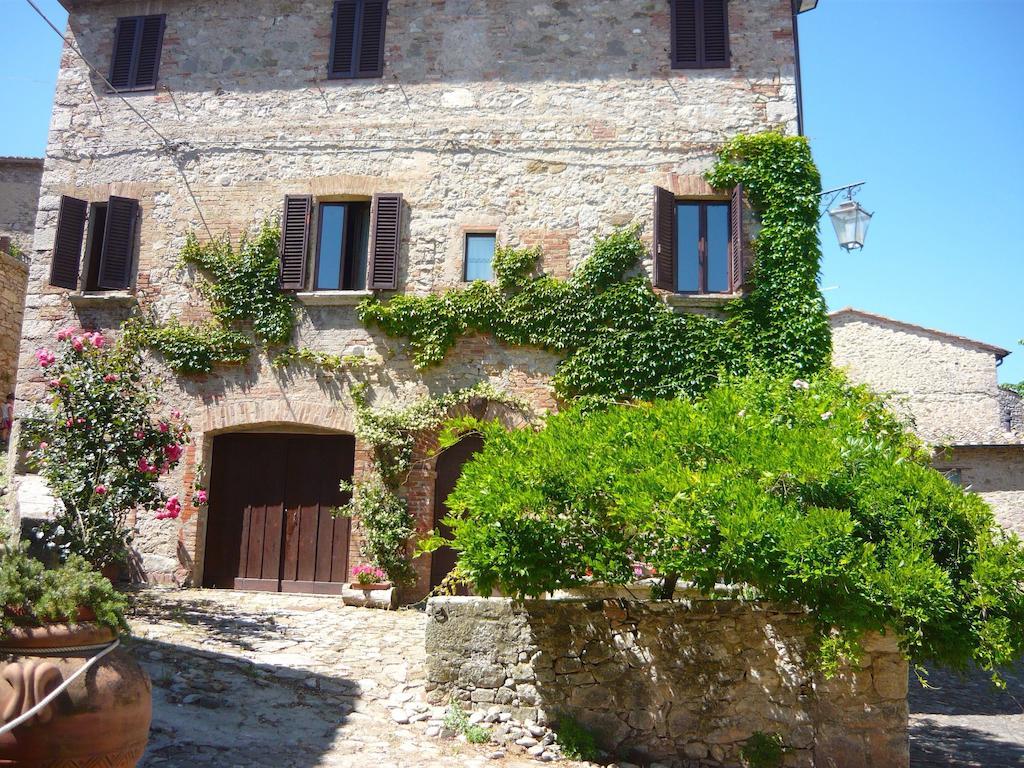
425 596 908 768
0 249 28 397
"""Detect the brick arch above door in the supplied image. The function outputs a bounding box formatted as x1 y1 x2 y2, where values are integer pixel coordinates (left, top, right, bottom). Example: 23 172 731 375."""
201 400 355 436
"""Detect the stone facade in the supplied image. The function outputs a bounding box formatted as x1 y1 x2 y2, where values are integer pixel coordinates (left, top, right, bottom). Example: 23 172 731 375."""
14 0 803 590
425 595 909 768
0 251 28 399
831 308 1024 535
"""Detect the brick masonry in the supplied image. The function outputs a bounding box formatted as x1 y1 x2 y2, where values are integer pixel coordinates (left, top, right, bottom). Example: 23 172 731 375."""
13 0 801 590
425 595 909 768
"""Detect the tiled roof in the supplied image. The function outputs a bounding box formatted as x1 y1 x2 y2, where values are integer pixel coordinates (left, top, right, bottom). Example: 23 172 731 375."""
0 156 44 167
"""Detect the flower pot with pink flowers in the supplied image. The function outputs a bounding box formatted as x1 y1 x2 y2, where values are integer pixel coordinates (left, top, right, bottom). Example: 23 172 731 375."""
342 565 397 609
350 565 391 590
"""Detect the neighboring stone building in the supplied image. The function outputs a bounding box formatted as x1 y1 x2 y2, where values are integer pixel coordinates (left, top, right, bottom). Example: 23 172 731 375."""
14 0 811 593
831 307 1024 533
0 157 42 400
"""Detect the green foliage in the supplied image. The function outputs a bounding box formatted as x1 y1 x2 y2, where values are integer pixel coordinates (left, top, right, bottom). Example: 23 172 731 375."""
465 725 491 744
440 372 1024 678
555 714 600 761
123 317 250 375
22 331 190 568
740 732 786 768
1000 382 1024 397
336 475 416 586
359 132 828 401
0 543 129 633
270 346 379 373
441 699 491 743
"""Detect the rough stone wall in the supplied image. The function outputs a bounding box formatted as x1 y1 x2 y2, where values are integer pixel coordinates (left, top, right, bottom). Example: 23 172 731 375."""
425 596 909 768
933 445 1024 535
0 251 28 398
0 158 42 254
14 0 800 586
830 312 1014 445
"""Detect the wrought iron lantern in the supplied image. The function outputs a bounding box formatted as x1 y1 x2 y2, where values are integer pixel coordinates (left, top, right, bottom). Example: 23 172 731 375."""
827 199 873 252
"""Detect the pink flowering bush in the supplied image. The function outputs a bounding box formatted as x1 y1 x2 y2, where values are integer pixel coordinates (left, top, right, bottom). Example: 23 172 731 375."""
23 329 191 568
351 564 388 586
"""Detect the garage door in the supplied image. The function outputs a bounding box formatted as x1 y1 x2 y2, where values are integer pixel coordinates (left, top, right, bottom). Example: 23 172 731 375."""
202 433 354 594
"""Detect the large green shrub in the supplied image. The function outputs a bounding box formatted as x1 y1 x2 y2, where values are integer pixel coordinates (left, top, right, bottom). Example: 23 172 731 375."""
434 373 1024 676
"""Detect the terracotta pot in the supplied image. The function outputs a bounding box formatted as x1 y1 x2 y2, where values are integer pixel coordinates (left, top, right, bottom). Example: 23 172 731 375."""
0 623 151 767
352 581 392 591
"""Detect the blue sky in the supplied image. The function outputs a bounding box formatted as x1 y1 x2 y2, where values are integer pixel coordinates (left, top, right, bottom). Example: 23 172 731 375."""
2 0 1022 382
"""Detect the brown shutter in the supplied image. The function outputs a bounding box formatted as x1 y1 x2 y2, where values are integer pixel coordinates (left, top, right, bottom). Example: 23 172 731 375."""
729 184 748 293
279 195 312 291
356 0 387 77
97 196 139 290
367 193 402 290
653 186 676 291
329 1 358 78
133 15 166 89
670 0 698 68
109 17 139 90
701 0 730 68
49 195 89 289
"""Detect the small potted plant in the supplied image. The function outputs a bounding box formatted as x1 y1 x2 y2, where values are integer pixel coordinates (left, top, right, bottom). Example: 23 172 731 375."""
0 544 151 766
351 564 390 589
342 564 397 609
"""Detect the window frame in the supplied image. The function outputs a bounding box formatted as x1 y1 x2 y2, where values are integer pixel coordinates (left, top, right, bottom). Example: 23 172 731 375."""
670 0 730 70
81 202 109 292
462 231 497 283
108 14 167 93
312 199 372 292
675 199 732 296
328 0 388 80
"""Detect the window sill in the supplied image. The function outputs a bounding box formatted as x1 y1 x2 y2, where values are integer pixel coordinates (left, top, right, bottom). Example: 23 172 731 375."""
664 293 739 312
68 291 138 308
295 290 372 306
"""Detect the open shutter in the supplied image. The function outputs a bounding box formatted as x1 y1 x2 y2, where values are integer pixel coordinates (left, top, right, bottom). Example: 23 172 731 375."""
653 186 676 291
49 196 89 289
97 196 139 290
356 0 387 77
670 0 698 68
109 17 139 90
133 15 166 89
329 1 358 78
367 193 402 290
701 0 730 68
729 184 748 293
279 195 312 290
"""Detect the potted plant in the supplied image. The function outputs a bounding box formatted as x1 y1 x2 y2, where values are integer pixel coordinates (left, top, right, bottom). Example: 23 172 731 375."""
0 544 151 767
342 564 397 609
351 564 390 590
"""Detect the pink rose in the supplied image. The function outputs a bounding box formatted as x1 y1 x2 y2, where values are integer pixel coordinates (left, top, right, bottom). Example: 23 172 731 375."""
89 332 105 348
134 430 145 439
137 457 155 474
38 442 48 451
171 409 181 420
35 348 56 368
71 336 84 352
164 443 183 462
56 328 74 341
65 418 73 427
157 495 182 521
196 489 208 504
47 378 61 389
158 422 169 433
103 373 119 383
94 484 107 495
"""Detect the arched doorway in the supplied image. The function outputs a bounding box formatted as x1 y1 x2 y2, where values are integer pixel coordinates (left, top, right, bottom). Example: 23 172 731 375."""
202 432 354 593
430 433 484 590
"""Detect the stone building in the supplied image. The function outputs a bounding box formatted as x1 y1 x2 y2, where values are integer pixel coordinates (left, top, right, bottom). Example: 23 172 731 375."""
0 157 42 400
13 0 810 595
831 307 1024 533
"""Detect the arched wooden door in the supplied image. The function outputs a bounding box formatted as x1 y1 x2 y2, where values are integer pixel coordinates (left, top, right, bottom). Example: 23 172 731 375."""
430 433 484 590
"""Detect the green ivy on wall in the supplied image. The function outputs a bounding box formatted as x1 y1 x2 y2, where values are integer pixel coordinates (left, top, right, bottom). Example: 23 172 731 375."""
359 132 830 401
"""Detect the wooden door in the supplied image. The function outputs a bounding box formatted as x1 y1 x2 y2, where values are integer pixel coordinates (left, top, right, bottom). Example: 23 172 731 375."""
430 433 484 590
203 433 353 593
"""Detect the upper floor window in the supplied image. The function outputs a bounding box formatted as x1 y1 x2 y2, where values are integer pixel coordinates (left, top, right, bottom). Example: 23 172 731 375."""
670 0 730 69
49 195 139 291
464 233 496 282
315 202 370 291
109 15 166 91
329 0 388 79
653 186 746 295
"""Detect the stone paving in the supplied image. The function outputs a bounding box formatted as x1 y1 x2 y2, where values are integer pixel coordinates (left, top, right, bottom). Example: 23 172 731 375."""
127 587 1024 767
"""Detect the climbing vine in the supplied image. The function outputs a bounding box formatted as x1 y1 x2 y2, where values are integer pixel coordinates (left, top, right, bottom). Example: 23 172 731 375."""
359 132 829 401
335 382 534 585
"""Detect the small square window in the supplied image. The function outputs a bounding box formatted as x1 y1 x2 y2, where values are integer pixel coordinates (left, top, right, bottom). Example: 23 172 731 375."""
464 233 496 282
315 201 370 291
676 201 730 294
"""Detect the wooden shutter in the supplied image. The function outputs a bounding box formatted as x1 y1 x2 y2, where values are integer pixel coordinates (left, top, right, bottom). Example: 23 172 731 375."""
356 0 387 77
133 16 166 89
49 195 89 289
329 1 358 77
109 17 139 90
670 0 698 68
367 193 402 290
701 0 730 68
97 196 139 290
729 184 748 293
653 186 676 291
279 195 312 291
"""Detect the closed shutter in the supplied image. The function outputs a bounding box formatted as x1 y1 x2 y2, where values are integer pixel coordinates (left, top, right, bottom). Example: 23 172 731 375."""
653 186 676 291
109 17 139 90
357 0 387 77
97 196 139 290
279 195 312 291
329 0 387 79
670 0 698 68
367 193 402 290
729 184 748 293
701 0 730 68
133 15 166 89
49 196 89 289
329 1 358 77
109 15 165 90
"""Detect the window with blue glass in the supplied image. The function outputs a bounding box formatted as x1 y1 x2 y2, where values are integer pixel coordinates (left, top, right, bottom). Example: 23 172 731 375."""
464 233 496 282
315 201 370 290
675 201 730 293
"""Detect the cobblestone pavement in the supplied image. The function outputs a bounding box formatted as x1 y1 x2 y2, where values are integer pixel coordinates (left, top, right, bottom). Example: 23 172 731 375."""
128 587 568 768
910 662 1024 767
